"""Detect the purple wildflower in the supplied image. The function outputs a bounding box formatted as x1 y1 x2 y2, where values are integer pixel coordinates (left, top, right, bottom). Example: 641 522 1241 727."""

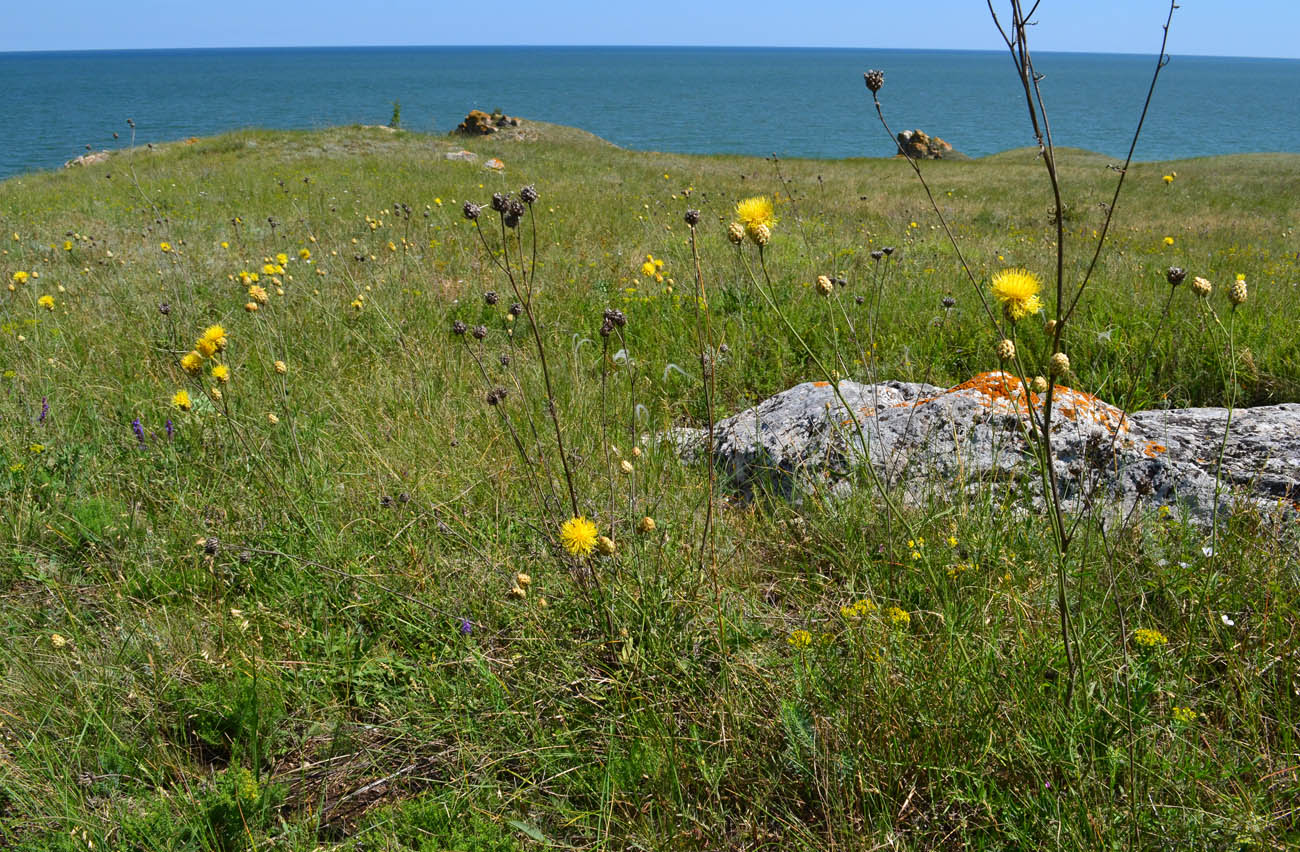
459 618 474 636
165 419 174 440
132 417 146 445
38 397 48 424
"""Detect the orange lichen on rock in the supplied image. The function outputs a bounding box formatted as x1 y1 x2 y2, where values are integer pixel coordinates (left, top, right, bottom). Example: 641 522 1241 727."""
943 371 1130 432
812 381 830 388
1143 442 1168 458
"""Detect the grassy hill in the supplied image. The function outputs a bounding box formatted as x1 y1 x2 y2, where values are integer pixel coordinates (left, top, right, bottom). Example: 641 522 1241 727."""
0 122 1297 850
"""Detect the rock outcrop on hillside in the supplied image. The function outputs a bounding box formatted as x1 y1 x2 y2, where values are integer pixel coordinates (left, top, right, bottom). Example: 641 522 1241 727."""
895 129 965 160
668 372 1300 525
454 109 521 136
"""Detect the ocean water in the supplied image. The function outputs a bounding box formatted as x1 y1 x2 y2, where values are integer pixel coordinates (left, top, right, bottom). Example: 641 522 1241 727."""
2 46 1299 179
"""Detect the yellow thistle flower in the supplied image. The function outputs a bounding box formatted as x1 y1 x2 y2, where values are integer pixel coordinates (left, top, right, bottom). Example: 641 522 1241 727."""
199 325 227 351
172 389 192 411
38 294 55 310
12 271 29 284
299 248 311 259
181 351 203 373
735 196 776 237
160 241 172 253
211 364 230 384
991 268 1043 322
195 337 218 358
275 252 288 266
559 516 598 557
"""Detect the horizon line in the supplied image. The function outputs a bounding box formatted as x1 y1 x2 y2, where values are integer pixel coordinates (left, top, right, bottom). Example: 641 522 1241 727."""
2 43 1297 62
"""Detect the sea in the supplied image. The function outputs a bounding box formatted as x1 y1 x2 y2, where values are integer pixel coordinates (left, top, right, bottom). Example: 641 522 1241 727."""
2 46 1299 180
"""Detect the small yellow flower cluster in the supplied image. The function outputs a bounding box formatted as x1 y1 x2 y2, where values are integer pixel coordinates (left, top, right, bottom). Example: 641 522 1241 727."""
1171 705 1198 724
787 629 813 649
1133 627 1168 649
840 598 877 619
886 606 911 628
640 254 665 283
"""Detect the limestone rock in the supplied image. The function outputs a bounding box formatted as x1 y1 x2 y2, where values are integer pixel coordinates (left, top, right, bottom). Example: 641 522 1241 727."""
454 109 521 136
895 129 961 160
444 150 478 162
670 372 1300 524
65 150 110 168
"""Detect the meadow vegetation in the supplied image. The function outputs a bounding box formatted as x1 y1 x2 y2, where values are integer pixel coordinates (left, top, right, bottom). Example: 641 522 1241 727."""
1 88 1298 849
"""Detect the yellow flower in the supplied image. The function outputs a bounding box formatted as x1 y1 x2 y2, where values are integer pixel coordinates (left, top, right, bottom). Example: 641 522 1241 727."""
172 389 192 411
160 241 172 253
262 263 277 275
195 337 218 358
276 252 288 266
559 516 598 557
735 196 776 237
248 284 269 304
199 324 227 352
1162 174 1174 184
12 271 28 284
840 598 877 619
1172 706 1197 724
63 240 72 251
211 364 230 384
274 360 287 374
298 248 311 260
991 268 1043 322
38 294 54 310
29 443 45 454
1163 236 1175 246
181 351 203 373
221 241 230 249
1134 628 1168 649
886 606 911 627
641 258 657 277
787 629 813 649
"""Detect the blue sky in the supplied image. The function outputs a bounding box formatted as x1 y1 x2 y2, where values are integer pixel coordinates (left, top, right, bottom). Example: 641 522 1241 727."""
4 1 1297 58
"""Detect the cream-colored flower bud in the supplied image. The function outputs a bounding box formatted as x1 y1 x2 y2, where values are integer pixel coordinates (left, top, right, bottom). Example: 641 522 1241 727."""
274 360 287 374
1044 319 1058 336
750 223 771 246
996 338 1016 361
637 516 656 534
619 459 634 475
1192 276 1213 298
816 275 833 296
596 535 616 555
508 584 527 599
727 222 745 244
1049 352 1070 376
1032 375 1048 393
515 572 532 587
1228 277 1247 306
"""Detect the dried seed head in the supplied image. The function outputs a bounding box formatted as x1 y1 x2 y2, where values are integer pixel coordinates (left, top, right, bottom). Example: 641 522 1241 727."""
599 318 614 337
503 212 521 229
507 199 526 218
1228 276 1247 306
519 184 539 204
816 275 834 296
870 249 884 261
619 459 634 475
727 222 746 244
864 69 885 93
684 208 701 226
603 308 626 327
508 302 523 317
471 324 487 340
1166 266 1187 286
462 201 481 221
941 296 956 309
996 338 1016 361
490 192 509 213
1192 276 1213 298
203 536 220 555
158 301 171 315
498 353 511 367
855 295 865 305
484 290 499 305
1049 352 1071 376
452 320 467 336
882 246 895 256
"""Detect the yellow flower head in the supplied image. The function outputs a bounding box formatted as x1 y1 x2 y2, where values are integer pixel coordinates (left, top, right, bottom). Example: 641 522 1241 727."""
787 629 813 649
12 271 29 284
886 606 911 627
200 324 227 351
735 196 775 233
195 337 217 358
298 248 311 260
1172 706 1197 724
560 516 598 557
276 252 288 266
1133 627 1168 649
160 241 172 253
991 268 1043 321
38 294 55 310
172 389 192 411
211 364 230 384
181 351 203 373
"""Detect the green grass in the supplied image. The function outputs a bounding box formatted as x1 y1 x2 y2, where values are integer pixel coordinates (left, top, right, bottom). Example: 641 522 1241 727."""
0 120 1297 850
